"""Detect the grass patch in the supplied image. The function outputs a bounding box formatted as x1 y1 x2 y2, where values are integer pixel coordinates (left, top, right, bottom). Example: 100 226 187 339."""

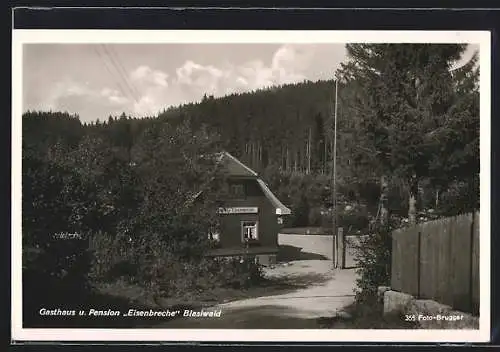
25 275 310 328
130 275 308 309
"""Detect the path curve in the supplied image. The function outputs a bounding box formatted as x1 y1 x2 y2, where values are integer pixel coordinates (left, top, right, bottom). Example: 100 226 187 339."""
160 233 358 328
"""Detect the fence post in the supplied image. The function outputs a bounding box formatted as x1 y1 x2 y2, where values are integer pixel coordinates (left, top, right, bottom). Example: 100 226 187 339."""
337 227 345 269
417 230 421 298
333 229 337 268
469 212 476 314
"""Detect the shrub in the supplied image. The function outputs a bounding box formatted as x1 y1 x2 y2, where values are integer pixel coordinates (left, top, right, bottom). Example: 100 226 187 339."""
352 222 393 302
308 207 323 227
23 115 267 310
151 256 265 299
23 235 92 302
218 257 264 289
22 153 96 311
88 230 140 283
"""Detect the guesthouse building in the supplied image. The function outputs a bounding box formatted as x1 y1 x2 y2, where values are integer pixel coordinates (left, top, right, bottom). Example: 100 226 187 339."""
205 152 291 265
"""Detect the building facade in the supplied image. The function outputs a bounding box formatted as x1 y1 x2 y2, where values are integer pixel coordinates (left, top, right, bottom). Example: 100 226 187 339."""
206 152 291 265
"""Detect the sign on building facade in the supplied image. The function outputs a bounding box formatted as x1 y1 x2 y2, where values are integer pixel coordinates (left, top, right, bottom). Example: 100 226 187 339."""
217 207 259 215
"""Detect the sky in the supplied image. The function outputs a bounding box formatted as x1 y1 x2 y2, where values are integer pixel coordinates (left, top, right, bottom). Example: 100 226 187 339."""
22 43 479 123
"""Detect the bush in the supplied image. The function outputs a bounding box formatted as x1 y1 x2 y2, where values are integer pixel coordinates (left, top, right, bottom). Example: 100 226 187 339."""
22 153 97 312
338 207 370 233
308 207 323 227
150 256 265 299
198 257 264 290
23 236 93 300
352 222 393 302
89 226 266 299
88 230 140 283
437 178 479 216
22 115 267 310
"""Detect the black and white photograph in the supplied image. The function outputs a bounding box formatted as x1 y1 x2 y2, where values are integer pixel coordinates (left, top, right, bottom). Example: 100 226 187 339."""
11 29 490 343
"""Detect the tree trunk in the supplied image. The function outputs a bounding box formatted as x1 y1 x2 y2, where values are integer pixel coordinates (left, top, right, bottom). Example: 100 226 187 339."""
435 188 440 209
408 173 418 225
323 139 327 174
330 140 333 175
249 141 253 167
307 128 312 174
408 193 417 225
294 149 298 173
286 147 290 172
379 175 389 225
281 145 284 171
260 142 263 166
257 141 261 169
254 141 257 168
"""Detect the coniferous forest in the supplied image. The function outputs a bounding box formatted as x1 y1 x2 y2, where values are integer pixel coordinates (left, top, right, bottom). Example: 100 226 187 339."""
21 44 479 327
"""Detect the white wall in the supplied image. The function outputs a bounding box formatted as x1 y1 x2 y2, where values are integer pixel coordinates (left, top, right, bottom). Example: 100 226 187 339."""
278 233 361 267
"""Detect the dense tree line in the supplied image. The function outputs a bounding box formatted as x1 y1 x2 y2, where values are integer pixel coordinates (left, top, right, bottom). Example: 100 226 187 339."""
22 43 479 230
157 80 337 175
23 43 479 229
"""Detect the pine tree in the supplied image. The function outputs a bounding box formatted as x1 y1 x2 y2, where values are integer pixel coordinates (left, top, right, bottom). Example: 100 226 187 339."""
337 44 472 223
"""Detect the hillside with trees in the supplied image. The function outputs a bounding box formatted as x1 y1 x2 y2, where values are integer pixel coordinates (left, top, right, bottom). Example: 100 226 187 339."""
22 43 479 227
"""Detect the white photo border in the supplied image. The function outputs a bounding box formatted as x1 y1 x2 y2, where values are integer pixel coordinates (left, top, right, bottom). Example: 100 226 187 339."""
11 29 491 343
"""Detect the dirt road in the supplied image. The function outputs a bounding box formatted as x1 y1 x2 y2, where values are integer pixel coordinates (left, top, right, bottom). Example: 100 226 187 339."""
159 233 358 329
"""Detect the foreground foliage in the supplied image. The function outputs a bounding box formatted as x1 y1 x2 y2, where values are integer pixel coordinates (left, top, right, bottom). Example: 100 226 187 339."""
22 116 265 325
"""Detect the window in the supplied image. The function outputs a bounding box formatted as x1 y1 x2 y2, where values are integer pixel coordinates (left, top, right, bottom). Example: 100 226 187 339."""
208 226 220 243
229 183 245 199
241 221 258 242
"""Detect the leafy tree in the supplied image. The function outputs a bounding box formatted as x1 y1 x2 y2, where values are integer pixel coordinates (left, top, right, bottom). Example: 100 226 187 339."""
337 44 475 223
22 146 95 312
427 52 480 213
102 120 227 295
22 111 249 305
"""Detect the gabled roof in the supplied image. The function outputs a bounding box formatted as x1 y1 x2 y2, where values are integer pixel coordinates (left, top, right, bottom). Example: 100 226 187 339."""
256 179 291 215
218 151 258 178
188 151 291 215
222 152 291 215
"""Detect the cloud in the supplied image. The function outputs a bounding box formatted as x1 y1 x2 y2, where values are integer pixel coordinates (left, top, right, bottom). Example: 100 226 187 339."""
41 65 180 118
271 44 313 80
130 65 169 87
133 95 158 116
100 87 129 105
236 60 274 89
171 44 322 101
28 44 347 121
128 65 173 116
39 79 130 122
175 60 226 94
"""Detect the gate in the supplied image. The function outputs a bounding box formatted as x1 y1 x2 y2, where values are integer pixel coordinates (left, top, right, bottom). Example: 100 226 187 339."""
334 227 363 269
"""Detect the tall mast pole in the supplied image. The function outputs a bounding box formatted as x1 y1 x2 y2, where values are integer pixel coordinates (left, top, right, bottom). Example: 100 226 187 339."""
332 79 339 268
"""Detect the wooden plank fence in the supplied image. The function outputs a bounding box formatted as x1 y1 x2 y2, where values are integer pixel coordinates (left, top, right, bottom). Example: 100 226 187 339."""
391 212 479 315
